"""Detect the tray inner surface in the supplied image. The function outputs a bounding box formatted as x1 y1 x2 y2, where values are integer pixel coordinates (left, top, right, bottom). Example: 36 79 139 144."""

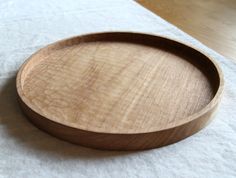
20 34 219 134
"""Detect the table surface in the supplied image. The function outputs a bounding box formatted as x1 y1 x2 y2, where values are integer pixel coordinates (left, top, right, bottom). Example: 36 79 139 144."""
0 0 236 177
137 0 236 62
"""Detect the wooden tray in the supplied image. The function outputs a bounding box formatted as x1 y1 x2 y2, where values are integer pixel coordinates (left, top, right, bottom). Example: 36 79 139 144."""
16 32 224 150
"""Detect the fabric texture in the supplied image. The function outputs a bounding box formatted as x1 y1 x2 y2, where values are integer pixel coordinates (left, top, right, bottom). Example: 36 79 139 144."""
0 0 236 177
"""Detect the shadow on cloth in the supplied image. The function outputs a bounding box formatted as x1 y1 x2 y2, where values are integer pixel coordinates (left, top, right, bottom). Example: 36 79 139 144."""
0 76 143 160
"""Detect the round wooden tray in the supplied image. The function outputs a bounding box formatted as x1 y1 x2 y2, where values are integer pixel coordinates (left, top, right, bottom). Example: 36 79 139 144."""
16 32 223 150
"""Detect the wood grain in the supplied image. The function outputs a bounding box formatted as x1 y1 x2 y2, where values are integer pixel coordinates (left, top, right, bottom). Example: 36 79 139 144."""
16 32 224 150
137 0 236 62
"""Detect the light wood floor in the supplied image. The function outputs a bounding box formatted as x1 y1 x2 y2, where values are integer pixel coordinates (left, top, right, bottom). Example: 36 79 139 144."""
137 0 236 62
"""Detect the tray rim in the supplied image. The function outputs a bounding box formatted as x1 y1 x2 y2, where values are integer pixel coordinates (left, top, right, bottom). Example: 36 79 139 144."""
16 31 224 135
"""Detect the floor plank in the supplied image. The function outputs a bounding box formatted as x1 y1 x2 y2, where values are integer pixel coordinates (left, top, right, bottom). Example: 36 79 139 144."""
137 0 236 62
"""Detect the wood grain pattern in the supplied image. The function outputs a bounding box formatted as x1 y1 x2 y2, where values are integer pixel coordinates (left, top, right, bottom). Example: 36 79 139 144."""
16 32 224 150
137 0 236 62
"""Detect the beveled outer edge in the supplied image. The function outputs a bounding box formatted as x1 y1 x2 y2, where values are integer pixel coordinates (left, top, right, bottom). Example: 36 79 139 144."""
16 32 224 150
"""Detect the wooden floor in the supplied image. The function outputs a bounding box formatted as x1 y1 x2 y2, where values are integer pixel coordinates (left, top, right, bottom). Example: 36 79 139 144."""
137 0 236 62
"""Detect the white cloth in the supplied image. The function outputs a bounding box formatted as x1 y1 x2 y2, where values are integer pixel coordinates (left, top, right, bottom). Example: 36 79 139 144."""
0 0 236 177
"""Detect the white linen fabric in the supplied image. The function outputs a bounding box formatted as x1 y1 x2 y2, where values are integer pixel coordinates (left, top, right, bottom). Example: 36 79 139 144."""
0 0 236 177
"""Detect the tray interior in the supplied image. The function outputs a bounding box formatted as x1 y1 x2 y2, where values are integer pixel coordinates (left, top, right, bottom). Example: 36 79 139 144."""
19 33 220 134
